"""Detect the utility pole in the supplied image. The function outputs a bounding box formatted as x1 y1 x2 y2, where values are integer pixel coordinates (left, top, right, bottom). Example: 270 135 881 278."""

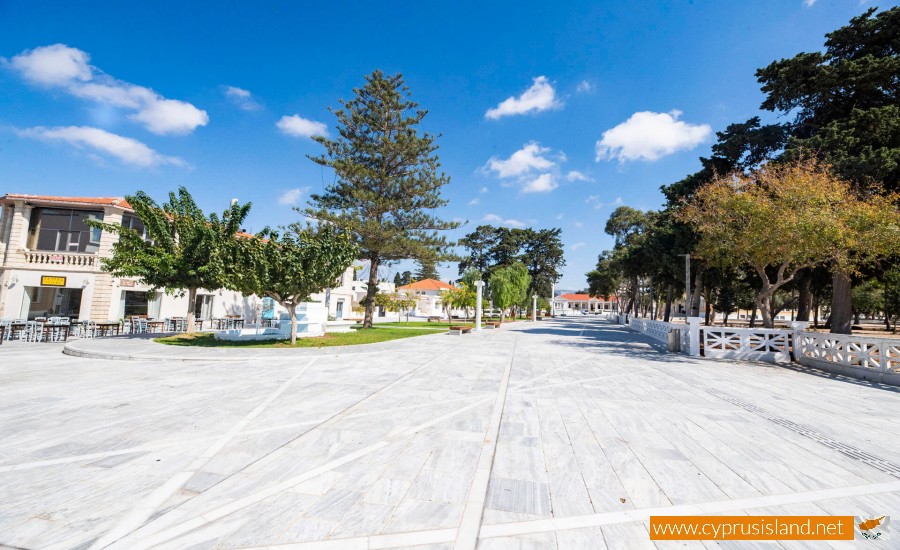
678 253 690 318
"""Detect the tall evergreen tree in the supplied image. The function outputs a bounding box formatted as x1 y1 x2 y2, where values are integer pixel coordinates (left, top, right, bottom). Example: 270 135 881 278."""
305 71 460 328
415 258 439 280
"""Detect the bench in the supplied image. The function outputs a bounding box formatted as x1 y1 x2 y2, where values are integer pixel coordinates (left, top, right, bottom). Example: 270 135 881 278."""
485 322 501 329
448 325 472 335
427 316 442 322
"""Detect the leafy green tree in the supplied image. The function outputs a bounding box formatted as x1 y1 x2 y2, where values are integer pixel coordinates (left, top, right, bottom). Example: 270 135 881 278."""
305 70 459 328
89 187 250 334
757 7 900 191
681 160 900 330
393 272 402 286
239 224 357 345
883 266 900 332
444 282 476 321
520 228 565 300
457 225 498 275
851 279 884 324
489 263 531 322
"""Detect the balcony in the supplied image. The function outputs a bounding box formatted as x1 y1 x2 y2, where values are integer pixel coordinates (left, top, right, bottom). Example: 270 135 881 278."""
23 250 97 269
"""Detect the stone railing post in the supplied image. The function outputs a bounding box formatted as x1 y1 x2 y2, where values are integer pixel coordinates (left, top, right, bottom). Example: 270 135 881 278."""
687 317 702 357
474 280 484 331
788 321 809 362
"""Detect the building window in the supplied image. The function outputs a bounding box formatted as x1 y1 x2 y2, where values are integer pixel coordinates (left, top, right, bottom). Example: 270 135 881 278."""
122 214 150 241
26 208 104 253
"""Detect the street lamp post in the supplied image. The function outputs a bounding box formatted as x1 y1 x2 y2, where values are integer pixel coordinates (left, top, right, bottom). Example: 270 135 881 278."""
532 293 537 322
678 253 691 318
474 280 485 331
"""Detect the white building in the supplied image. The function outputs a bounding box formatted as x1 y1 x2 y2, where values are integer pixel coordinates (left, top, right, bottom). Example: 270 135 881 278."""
398 278 457 317
0 194 357 323
553 293 618 315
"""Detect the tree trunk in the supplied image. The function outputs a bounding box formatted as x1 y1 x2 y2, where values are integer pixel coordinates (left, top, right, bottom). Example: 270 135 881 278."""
813 295 820 328
663 285 673 322
690 270 703 317
756 292 775 328
724 312 730 327
705 299 712 325
830 269 853 335
363 257 379 328
796 271 812 321
749 308 757 328
186 288 198 334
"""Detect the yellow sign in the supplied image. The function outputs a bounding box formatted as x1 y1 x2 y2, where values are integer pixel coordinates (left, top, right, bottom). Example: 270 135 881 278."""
40 276 67 287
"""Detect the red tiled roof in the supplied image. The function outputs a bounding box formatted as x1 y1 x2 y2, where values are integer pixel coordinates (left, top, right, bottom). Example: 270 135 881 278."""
559 293 616 301
1 194 133 210
398 278 458 291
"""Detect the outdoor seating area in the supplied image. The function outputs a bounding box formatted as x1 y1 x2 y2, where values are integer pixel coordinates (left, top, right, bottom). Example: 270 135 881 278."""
0 315 246 342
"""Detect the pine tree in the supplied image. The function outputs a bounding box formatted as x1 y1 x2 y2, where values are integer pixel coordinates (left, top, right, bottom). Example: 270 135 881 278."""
305 71 459 328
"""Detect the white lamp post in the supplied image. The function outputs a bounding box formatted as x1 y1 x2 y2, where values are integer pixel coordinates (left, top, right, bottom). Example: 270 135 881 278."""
532 293 537 321
474 280 484 331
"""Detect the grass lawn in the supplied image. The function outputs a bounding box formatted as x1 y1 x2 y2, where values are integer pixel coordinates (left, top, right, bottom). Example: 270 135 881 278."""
155 328 445 348
376 321 475 329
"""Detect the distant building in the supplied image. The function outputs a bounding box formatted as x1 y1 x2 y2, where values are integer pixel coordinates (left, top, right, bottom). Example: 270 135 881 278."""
553 293 617 314
398 278 457 317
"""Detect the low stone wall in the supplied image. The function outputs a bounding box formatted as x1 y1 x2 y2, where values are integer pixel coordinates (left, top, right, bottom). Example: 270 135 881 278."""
795 331 900 384
703 327 792 363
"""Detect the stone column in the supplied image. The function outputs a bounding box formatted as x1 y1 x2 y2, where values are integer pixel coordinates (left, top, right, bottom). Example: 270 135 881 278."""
687 316 702 357
474 280 484 331
89 208 123 320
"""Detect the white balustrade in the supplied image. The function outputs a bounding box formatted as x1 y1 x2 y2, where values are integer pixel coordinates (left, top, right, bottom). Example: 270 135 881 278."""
24 251 96 268
796 331 900 382
703 327 791 363
628 317 674 343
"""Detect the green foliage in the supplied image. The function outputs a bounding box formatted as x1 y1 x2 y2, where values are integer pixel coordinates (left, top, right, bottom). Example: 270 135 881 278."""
851 279 884 317
883 266 900 332
415 258 439 281
305 70 459 327
756 7 900 190
458 225 564 298
89 187 250 332
489 263 531 321
238 224 357 344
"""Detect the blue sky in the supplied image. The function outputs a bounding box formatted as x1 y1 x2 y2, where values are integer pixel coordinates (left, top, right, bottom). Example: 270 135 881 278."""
1 0 895 290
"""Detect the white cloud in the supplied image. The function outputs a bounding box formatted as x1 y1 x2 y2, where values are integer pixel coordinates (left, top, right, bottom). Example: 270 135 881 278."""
566 170 592 182
585 195 624 210
8 44 91 85
570 242 586 251
278 186 309 206
479 186 489 194
482 213 526 228
18 125 185 167
486 142 555 178
522 173 557 193
277 115 328 138
595 110 711 162
576 80 592 93
130 99 209 135
224 85 261 111
485 76 561 120
574 221 584 228
7 44 208 135
804 0 816 6
468 197 480 206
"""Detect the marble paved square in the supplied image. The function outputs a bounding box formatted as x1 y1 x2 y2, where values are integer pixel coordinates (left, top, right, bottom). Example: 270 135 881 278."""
1 317 899 549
